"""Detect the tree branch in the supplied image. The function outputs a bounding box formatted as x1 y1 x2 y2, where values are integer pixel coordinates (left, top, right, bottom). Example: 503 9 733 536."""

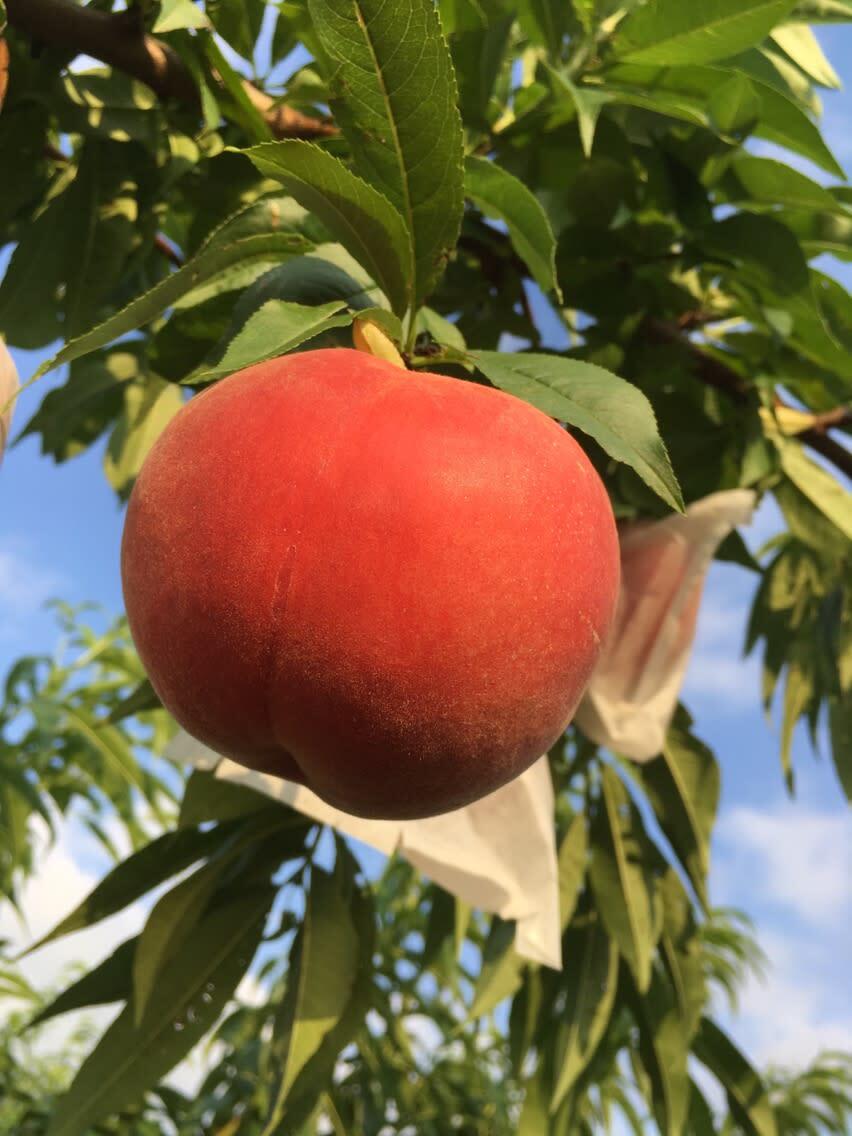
5 0 336 140
643 318 852 481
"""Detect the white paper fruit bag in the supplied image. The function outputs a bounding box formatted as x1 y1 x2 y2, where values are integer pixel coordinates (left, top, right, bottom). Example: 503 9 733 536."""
575 490 757 761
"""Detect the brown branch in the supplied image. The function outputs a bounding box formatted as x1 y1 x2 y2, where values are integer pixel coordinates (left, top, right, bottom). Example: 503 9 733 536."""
4 0 335 140
643 318 852 481
798 428 852 478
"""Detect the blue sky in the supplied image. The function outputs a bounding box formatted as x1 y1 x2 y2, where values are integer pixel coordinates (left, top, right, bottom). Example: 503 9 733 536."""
0 22 850 1089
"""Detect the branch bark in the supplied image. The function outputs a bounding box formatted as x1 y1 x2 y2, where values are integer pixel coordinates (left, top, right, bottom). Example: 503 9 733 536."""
4 0 336 140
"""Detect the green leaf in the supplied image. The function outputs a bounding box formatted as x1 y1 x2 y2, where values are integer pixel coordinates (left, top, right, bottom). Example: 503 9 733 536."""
770 22 841 87
640 727 720 908
630 969 690 1136
274 848 376 1131
239 142 412 317
659 871 706 1039
107 678 161 723
727 155 842 212
517 0 568 56
750 75 845 177
700 211 809 296
132 857 231 1024
178 769 278 827
708 74 762 134
548 68 614 158
455 896 471 961
615 0 798 67
25 824 243 953
469 918 525 1019
103 379 184 498
47 889 273 1136
603 62 845 176
778 442 852 541
694 1018 778 1136
61 142 139 340
35 701 146 797
829 697 852 802
422 885 456 968
551 914 618 1112
188 300 354 384
224 250 384 338
518 1065 550 1136
450 9 514 130
473 351 684 512
263 868 359 1132
18 347 138 461
465 156 560 297
780 652 813 791
29 232 311 384
206 0 265 59
28 938 137 1030
589 768 661 992
203 36 271 143
558 813 588 930
308 0 464 309
153 0 209 32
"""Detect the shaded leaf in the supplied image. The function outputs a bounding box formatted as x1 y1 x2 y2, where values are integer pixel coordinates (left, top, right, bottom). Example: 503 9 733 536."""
28 938 137 1030
240 141 412 316
30 232 311 383
641 726 720 908
263 868 359 1131
589 767 661 992
25 823 243 953
630 969 690 1136
47 889 273 1136
694 1017 778 1136
558 812 588 930
551 913 618 1112
188 300 354 383
469 917 525 1019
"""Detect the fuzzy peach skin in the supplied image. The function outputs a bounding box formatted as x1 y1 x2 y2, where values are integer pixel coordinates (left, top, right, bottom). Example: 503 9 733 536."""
122 348 620 819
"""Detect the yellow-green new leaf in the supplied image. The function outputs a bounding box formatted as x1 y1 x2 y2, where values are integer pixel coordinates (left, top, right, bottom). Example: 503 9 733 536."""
779 441 852 541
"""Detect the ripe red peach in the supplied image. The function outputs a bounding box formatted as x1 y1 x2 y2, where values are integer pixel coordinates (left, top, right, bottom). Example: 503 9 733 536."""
122 348 619 819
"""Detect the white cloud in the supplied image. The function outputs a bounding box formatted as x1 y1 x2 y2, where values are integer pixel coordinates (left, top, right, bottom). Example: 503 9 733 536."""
713 803 852 1072
721 929 852 1070
717 805 852 926
0 537 67 642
